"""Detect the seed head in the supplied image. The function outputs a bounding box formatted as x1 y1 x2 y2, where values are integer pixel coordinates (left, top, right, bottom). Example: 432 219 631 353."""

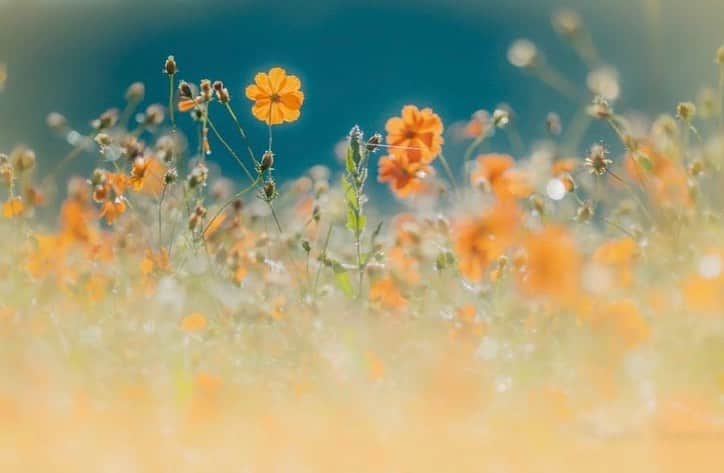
587 67 620 101
584 144 612 176
552 9 583 38
213 81 230 103
676 102 696 121
46 112 68 132
199 79 213 101
260 150 274 172
508 39 539 68
12 147 36 172
164 55 177 75
587 96 612 119
164 168 178 184
263 180 276 200
178 81 193 99
125 82 145 102
545 112 562 135
492 108 510 128
92 109 119 130
142 104 165 126
366 133 382 153
187 162 209 188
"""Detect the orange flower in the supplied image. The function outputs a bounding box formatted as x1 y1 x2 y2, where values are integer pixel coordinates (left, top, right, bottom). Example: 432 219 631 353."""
129 156 165 196
454 203 521 282
181 312 207 332
385 105 444 163
517 226 581 301
388 245 420 285
592 237 639 288
1 196 24 218
369 277 408 310
624 144 691 207
99 197 127 225
245 67 304 125
378 153 434 198
682 274 724 314
470 154 532 199
60 198 96 243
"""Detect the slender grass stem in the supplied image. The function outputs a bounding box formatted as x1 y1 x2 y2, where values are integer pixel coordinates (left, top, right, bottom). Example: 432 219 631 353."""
206 116 256 183
437 152 459 197
222 102 258 166
202 176 260 237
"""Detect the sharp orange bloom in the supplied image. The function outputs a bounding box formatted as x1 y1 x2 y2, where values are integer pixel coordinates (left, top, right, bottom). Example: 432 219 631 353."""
385 105 444 163
245 67 304 125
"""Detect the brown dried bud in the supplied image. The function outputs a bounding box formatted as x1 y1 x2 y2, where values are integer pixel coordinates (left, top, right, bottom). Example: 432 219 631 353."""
676 102 696 121
260 150 274 172
263 180 276 200
178 81 193 99
366 133 382 152
164 55 177 75
200 79 213 101
12 148 36 172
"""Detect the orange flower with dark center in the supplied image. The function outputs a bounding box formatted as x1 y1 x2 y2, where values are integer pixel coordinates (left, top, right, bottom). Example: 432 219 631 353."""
245 67 304 125
378 153 434 198
385 105 444 163
454 203 521 282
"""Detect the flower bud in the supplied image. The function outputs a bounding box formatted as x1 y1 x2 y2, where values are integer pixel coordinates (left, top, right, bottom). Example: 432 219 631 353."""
263 180 276 200
260 150 274 172
164 55 177 75
125 82 145 102
676 102 696 121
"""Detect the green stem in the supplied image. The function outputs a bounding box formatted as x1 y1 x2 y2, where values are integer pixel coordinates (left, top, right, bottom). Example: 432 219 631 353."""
202 176 260 237
437 152 459 197
206 116 256 183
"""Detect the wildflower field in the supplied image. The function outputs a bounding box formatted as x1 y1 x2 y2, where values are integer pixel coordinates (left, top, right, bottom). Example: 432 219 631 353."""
2 7 724 472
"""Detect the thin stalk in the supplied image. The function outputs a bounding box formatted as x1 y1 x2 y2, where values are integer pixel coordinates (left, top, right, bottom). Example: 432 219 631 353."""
168 74 176 131
158 183 167 245
463 135 486 164
206 116 256 183
437 152 459 197
222 102 258 166
202 176 260 237
312 224 334 296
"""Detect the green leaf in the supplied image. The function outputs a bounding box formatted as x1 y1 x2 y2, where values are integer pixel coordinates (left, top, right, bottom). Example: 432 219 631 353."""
345 208 366 234
332 262 355 298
